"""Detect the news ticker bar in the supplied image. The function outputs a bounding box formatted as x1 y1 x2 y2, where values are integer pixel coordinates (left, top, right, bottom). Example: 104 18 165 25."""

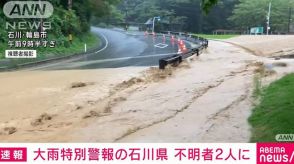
0 143 293 164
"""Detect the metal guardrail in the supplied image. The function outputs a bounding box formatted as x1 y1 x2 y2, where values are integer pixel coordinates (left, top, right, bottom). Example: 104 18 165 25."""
158 32 209 69
159 55 182 69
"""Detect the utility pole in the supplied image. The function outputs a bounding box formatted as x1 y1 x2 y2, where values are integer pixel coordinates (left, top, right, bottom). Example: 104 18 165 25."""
288 7 292 34
152 17 160 34
124 0 128 31
199 1 203 33
68 0 72 10
266 1 272 35
68 0 73 44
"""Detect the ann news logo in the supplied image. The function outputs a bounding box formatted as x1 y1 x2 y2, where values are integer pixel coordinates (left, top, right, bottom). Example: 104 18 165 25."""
3 1 53 19
3 1 53 30
276 134 294 142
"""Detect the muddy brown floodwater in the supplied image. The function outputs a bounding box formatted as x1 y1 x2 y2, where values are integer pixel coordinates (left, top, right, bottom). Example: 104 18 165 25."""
1 38 294 143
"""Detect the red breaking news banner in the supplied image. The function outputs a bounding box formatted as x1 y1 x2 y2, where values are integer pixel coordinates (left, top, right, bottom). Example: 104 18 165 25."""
0 147 27 162
0 143 293 163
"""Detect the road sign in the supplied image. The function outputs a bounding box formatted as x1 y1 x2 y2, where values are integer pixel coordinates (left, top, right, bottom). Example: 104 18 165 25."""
250 27 264 35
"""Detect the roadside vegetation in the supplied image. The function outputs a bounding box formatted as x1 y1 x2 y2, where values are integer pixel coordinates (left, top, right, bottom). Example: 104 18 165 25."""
0 32 99 59
101 0 294 34
0 33 99 69
110 0 237 33
230 0 294 33
0 0 119 64
193 34 238 39
249 73 294 142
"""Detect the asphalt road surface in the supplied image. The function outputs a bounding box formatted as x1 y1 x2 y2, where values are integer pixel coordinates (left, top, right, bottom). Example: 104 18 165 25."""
44 27 194 70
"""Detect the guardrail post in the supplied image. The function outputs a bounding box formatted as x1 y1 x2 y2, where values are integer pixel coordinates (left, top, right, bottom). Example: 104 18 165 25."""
179 55 183 63
196 49 200 56
159 59 166 70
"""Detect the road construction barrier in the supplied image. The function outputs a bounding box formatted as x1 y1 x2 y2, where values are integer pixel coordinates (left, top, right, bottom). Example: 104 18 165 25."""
158 31 208 70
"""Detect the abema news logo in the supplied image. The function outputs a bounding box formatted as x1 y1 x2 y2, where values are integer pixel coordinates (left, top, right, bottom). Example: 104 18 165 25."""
257 143 294 164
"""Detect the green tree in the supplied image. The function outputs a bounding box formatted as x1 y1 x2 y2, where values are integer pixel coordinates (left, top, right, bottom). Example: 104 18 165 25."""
201 0 219 13
114 0 236 33
0 9 5 43
229 0 294 33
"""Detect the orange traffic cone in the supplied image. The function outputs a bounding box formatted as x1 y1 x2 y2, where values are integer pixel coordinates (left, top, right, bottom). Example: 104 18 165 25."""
182 44 187 52
182 41 188 52
177 40 187 54
171 35 175 43
178 44 183 54
178 47 182 54
179 40 184 46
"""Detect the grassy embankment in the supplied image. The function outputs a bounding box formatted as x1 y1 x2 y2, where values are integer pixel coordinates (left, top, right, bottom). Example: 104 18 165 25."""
0 33 99 68
193 34 238 39
249 73 294 142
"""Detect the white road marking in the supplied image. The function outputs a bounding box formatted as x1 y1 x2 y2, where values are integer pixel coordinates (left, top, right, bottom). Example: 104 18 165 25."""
154 43 168 49
26 31 109 70
95 33 109 53
52 53 177 69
